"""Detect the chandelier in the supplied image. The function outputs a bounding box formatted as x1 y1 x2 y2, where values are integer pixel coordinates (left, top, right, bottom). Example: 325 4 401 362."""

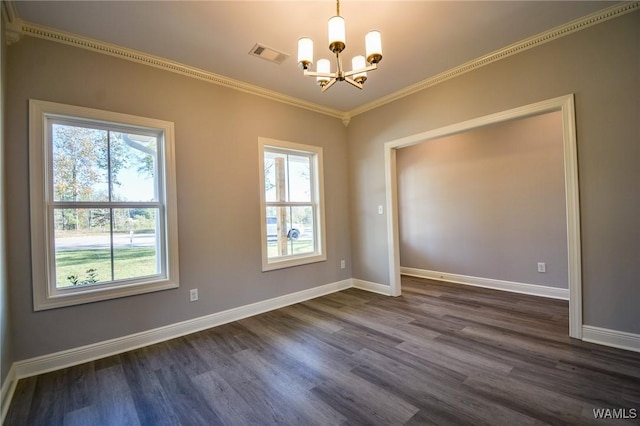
297 0 383 92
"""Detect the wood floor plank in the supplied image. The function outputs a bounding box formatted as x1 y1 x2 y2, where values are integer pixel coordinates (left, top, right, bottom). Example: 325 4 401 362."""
155 364 223 425
432 326 561 372
237 314 359 376
330 323 405 354
119 349 181 425
232 348 316 394
5 276 640 425
193 318 344 425
93 365 141 426
311 370 419 425
3 376 37 426
63 405 101 426
303 297 442 345
458 324 593 366
350 348 536 426
232 349 348 425
24 369 68 425
508 364 640 410
462 372 588 425
279 303 344 333
201 350 318 425
199 319 330 397
396 338 514 378
191 369 265 425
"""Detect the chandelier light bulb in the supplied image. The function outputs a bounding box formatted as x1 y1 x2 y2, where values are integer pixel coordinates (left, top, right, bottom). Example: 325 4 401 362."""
328 16 346 53
365 30 383 64
316 59 331 86
352 55 367 84
297 37 314 70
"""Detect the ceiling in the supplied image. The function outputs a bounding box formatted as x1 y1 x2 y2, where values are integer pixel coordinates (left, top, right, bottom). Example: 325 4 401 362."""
12 1 615 112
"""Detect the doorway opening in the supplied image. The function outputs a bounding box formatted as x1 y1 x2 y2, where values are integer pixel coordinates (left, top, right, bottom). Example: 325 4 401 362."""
383 95 582 338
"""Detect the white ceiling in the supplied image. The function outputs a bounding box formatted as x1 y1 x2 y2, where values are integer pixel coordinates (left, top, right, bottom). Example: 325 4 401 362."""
13 1 614 112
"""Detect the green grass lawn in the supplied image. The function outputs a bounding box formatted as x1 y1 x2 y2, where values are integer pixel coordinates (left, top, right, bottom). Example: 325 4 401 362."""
267 239 314 258
56 247 157 288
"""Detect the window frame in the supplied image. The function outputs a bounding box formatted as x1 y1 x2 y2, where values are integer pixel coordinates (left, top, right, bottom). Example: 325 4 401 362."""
258 137 326 271
29 99 180 310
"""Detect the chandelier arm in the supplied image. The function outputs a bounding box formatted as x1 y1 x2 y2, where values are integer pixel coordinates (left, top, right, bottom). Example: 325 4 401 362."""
344 76 364 90
321 78 338 92
343 63 378 78
303 70 338 78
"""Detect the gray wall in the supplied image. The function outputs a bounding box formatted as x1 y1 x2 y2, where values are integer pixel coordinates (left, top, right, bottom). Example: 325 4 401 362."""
1 11 14 387
397 112 568 288
6 37 351 360
348 11 639 333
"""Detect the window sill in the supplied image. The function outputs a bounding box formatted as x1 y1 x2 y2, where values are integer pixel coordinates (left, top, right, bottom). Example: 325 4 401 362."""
33 278 179 311
261 253 327 272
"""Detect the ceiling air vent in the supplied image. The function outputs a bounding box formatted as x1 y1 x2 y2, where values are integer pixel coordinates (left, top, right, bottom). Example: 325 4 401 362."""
249 43 289 65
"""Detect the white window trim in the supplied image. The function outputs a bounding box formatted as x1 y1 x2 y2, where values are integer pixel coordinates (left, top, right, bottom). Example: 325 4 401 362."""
29 99 180 310
258 137 326 271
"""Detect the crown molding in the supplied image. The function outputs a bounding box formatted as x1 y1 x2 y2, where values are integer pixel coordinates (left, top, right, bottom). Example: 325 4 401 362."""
2 0 23 44
5 1 637 125
346 1 640 118
13 20 345 120
1 0 18 23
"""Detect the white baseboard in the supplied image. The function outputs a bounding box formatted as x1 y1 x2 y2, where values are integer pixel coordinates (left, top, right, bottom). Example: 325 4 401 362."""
1 365 17 424
352 279 392 296
582 326 640 353
11 279 351 381
401 267 569 300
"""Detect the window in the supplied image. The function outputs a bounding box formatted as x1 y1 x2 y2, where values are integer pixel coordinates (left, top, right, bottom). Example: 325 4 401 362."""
258 138 326 271
29 100 179 310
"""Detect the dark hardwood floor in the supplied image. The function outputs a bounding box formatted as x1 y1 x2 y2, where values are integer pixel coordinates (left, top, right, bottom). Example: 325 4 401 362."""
5 276 640 425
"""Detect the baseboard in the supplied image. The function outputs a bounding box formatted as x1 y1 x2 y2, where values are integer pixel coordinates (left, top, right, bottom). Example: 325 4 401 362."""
582 326 640 353
1 364 17 425
11 279 351 381
401 267 569 300
352 279 392 296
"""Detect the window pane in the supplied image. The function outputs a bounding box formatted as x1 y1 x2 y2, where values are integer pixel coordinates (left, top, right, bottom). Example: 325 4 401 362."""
288 155 311 202
110 132 159 202
266 206 289 259
113 208 160 280
264 151 289 202
266 205 288 250
54 208 161 288
52 124 108 202
290 205 314 255
266 205 314 259
265 207 278 242
54 208 112 288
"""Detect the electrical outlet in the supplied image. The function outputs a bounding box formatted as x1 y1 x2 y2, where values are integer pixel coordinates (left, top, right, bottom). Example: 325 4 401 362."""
340 260 346 269
190 288 198 302
377 205 383 215
537 262 546 273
